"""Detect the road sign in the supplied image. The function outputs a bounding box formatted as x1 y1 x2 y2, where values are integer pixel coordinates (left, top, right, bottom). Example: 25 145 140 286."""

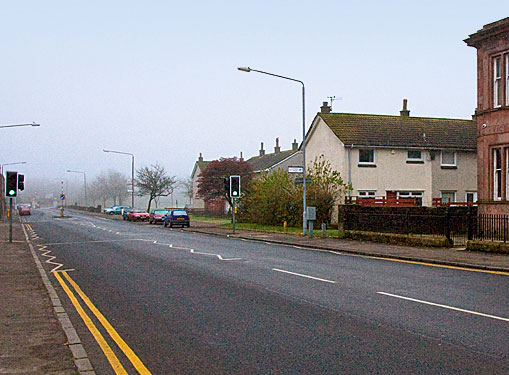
60 194 66 200
288 166 304 173
294 177 312 185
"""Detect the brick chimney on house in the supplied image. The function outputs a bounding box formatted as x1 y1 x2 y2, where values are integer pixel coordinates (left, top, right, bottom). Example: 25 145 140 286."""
292 139 298 151
259 142 265 156
400 99 410 117
198 153 203 162
320 101 332 114
274 138 281 154
240 152 244 162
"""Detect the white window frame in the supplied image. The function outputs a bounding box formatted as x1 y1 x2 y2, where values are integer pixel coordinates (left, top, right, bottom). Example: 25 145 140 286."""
493 148 502 201
441 191 456 203
397 191 423 199
407 150 423 162
506 54 509 106
440 151 456 167
358 149 375 165
494 56 502 108
465 191 477 203
358 190 376 198
506 148 509 200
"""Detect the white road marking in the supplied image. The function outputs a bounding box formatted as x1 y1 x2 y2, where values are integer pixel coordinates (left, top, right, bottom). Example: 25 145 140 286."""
189 249 242 261
40 239 149 246
377 292 509 322
272 268 336 284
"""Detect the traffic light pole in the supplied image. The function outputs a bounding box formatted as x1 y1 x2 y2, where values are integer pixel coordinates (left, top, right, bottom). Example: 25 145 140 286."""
232 198 236 234
9 198 13 243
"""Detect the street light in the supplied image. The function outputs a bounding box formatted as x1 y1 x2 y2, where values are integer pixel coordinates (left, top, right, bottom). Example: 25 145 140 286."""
237 66 308 235
1 161 27 176
0 122 40 129
103 149 135 208
66 169 87 207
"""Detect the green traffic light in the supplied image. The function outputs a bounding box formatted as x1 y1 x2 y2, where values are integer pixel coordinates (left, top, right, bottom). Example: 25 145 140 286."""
8 190 15 196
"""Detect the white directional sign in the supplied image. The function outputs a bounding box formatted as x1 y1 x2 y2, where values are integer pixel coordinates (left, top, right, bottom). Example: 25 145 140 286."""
288 166 304 173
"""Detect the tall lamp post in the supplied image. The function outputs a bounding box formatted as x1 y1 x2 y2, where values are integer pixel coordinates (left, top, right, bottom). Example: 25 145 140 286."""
66 169 87 207
237 66 308 235
103 149 135 208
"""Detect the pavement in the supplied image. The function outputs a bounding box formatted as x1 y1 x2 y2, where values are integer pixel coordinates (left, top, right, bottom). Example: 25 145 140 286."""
184 220 509 273
0 216 76 374
0 209 507 374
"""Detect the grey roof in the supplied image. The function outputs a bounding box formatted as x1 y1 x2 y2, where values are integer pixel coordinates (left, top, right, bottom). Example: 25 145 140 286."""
247 150 299 172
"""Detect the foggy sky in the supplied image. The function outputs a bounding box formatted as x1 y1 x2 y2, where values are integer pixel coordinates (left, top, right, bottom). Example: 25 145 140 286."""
1 1 508 186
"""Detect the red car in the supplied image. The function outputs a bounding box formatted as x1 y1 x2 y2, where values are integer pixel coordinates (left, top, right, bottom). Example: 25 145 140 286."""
18 205 31 216
126 209 149 222
149 209 169 224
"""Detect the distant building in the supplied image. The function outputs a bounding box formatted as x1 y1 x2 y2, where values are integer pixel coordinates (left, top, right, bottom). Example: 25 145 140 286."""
305 100 477 206
190 153 210 212
465 18 509 215
247 138 303 175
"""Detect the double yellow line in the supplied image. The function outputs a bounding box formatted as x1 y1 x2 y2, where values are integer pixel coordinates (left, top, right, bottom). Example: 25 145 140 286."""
54 271 152 375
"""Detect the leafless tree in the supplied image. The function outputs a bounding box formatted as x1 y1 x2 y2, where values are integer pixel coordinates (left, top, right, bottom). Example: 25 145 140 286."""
136 163 176 212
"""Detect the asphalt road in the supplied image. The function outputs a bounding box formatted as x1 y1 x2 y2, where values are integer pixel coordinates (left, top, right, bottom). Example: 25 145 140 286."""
23 208 508 374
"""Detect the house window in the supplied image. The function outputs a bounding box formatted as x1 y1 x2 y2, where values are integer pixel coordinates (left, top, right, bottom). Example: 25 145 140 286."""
494 56 502 107
358 190 376 198
441 151 456 167
506 148 509 200
506 54 509 106
465 192 477 203
407 150 423 162
358 149 375 165
397 191 423 205
441 191 456 203
493 148 502 201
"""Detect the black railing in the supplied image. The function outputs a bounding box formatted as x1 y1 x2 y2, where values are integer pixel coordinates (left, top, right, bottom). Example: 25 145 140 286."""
473 214 509 243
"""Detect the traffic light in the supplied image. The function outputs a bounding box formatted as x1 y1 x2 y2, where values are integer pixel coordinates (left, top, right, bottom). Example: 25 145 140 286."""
223 177 230 197
230 175 241 198
5 171 18 197
18 174 25 191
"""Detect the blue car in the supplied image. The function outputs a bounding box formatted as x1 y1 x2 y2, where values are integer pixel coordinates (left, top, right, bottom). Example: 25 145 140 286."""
163 210 190 228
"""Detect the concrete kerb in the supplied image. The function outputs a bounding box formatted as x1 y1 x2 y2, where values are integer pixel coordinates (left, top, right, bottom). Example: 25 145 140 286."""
20 218 96 374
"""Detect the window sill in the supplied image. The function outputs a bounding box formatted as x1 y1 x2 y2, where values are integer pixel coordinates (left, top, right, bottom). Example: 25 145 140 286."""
406 160 424 164
441 165 457 170
358 164 376 168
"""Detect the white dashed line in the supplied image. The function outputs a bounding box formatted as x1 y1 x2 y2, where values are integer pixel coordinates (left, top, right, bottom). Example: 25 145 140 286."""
272 268 336 284
377 292 509 322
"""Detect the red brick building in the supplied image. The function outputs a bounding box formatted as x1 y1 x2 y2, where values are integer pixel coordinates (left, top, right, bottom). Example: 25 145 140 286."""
465 18 509 214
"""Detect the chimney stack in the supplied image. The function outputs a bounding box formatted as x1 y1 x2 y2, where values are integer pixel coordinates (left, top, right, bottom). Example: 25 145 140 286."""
400 99 410 117
198 153 203 162
274 137 281 153
320 101 332 114
292 139 298 151
259 142 265 156
240 151 244 162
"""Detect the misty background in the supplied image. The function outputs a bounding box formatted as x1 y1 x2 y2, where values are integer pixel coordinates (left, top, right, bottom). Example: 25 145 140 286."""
1 0 507 208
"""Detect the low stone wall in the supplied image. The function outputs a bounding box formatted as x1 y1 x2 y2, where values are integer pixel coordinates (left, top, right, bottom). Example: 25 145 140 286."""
67 204 102 213
466 240 509 254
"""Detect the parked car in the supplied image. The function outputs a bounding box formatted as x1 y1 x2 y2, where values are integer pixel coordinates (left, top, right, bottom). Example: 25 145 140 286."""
104 205 120 214
18 205 31 216
127 209 149 222
149 209 169 224
163 210 190 228
105 205 131 215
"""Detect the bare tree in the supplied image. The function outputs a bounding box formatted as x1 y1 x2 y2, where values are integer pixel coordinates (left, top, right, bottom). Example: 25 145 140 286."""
136 163 176 212
180 177 193 206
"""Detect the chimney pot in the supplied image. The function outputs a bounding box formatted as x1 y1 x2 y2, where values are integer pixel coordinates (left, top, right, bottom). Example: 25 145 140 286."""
198 153 203 162
240 151 244 162
259 142 265 156
400 99 410 117
320 101 332 114
292 139 298 151
274 137 281 153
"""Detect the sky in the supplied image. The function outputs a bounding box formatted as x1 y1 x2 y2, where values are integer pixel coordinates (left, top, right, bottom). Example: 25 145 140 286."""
1 0 508 190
